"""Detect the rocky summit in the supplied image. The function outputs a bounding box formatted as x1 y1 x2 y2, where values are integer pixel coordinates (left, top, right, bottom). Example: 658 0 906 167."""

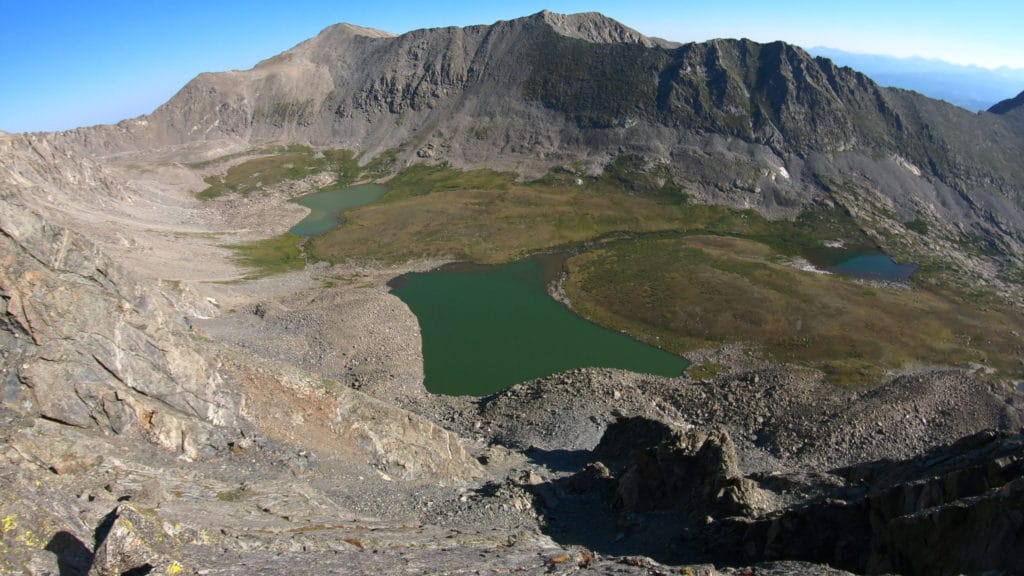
2 11 1024 576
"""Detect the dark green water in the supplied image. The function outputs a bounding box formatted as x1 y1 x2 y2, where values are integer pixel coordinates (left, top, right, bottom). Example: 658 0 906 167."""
289 183 387 237
390 254 689 396
827 253 917 282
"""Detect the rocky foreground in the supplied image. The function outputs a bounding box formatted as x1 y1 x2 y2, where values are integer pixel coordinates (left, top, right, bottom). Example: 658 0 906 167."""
1 145 1022 575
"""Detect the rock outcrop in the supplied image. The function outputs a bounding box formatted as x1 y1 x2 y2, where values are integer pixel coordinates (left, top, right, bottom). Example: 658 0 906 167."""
706 430 1024 575
1 195 239 457
0 190 481 479
606 420 769 517
548 417 1024 575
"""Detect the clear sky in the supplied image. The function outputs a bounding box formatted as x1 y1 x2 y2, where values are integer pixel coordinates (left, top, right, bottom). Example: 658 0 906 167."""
2 1 1022 133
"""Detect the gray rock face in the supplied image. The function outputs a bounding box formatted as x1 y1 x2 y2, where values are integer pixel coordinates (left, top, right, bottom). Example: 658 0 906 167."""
1 195 240 457
0 190 481 481
608 422 767 517
87 504 183 576
533 10 668 47
707 430 1024 575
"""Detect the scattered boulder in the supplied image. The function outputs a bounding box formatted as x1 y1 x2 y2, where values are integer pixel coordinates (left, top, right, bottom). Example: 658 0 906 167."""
88 504 184 576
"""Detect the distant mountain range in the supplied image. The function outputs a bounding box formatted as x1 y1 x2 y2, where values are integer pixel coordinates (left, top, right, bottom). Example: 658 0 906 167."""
809 47 1024 112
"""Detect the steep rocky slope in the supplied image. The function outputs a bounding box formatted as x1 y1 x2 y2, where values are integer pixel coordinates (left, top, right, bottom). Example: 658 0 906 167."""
0 193 486 471
0 166 498 573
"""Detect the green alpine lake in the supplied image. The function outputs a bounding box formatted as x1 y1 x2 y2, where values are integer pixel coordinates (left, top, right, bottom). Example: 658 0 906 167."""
290 183 387 237
389 254 689 396
826 252 917 282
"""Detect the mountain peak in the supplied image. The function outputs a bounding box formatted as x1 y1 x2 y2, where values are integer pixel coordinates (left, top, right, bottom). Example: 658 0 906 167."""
530 10 662 47
254 22 396 68
315 22 397 40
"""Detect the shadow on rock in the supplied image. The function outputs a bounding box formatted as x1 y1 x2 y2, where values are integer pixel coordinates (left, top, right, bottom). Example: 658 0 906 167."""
528 416 1024 575
45 505 166 576
45 531 92 576
523 447 592 473
524 416 754 565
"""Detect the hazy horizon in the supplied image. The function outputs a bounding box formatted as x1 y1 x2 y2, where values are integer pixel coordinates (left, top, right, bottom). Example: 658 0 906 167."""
809 46 1024 73
3 1 1023 133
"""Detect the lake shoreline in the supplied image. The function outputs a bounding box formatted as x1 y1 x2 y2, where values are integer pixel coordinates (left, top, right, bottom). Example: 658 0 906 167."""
390 253 689 395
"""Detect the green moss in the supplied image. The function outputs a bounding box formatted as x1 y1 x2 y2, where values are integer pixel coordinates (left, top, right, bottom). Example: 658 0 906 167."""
229 233 306 277
592 154 683 198
322 149 361 188
528 166 584 187
565 235 1024 386
380 164 514 202
958 231 1003 258
903 218 929 235
360 148 400 181
197 146 361 200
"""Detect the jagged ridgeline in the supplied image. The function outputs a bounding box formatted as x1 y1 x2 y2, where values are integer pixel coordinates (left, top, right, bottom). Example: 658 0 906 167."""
59 12 1024 265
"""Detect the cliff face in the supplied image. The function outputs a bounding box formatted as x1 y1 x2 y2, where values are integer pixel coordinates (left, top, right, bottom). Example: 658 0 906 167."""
0 195 237 457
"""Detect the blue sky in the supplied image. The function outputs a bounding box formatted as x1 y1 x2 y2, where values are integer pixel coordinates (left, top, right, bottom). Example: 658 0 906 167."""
2 1 1022 133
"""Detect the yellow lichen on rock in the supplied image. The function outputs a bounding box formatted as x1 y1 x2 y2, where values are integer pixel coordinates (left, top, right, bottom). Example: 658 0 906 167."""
1 514 16 536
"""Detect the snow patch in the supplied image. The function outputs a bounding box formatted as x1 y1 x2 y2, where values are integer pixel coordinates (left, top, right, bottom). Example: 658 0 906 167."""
787 257 831 275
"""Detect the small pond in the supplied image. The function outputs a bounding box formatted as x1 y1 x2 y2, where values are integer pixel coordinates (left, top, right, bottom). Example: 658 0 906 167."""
289 183 387 237
827 253 918 283
389 254 689 396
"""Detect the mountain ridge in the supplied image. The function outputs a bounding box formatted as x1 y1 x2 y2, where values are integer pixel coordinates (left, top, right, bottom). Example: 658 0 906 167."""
990 90 1024 115
37 11 1024 277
